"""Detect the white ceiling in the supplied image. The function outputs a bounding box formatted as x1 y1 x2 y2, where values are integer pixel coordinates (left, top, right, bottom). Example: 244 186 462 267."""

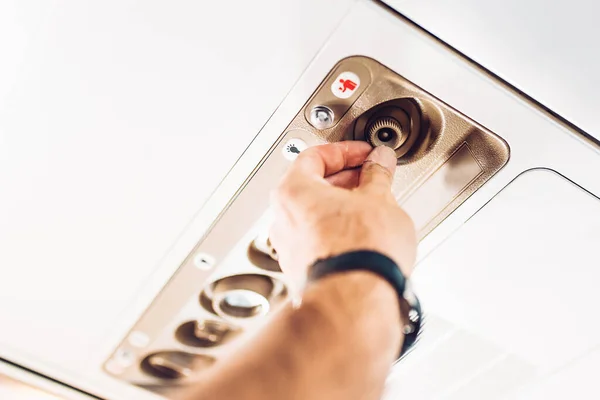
0 0 353 396
385 169 600 399
384 0 600 140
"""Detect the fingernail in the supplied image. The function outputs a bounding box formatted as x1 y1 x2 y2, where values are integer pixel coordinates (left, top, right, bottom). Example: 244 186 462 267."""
366 146 397 173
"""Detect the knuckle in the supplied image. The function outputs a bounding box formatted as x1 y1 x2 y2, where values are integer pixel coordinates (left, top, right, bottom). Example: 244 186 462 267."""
274 171 297 199
297 146 321 162
276 181 296 201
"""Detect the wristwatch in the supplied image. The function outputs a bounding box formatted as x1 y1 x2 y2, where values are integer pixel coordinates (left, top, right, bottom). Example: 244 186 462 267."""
309 250 422 360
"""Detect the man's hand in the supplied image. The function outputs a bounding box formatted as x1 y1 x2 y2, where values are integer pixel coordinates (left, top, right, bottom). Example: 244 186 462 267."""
270 141 417 286
183 141 418 400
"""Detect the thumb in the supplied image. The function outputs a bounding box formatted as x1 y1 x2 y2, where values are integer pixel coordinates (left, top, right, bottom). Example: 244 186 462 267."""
358 146 396 195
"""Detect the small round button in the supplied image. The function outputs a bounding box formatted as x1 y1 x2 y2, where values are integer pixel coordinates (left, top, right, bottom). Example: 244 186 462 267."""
193 253 215 271
309 105 335 130
113 348 136 367
282 138 308 161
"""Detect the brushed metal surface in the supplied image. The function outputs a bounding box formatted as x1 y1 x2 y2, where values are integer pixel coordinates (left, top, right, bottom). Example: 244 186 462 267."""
401 143 483 232
295 56 509 239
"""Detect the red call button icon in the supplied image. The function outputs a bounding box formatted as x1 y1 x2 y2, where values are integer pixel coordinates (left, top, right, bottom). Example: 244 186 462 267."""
331 71 361 99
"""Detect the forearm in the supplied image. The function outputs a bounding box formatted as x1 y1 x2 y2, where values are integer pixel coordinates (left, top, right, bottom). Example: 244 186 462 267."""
184 271 402 400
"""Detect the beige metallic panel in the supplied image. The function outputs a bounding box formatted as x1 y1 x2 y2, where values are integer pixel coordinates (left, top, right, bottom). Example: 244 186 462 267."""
401 143 483 232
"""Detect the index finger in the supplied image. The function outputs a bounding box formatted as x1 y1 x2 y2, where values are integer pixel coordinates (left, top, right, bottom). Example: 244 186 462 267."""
286 141 372 185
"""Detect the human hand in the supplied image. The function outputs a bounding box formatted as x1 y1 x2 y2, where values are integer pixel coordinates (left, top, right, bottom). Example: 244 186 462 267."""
269 141 417 287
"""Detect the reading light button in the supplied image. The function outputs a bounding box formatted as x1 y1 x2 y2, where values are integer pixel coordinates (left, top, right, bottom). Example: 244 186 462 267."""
282 138 308 161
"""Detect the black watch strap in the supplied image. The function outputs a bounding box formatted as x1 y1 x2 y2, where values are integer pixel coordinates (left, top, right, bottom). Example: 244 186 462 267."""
309 250 422 360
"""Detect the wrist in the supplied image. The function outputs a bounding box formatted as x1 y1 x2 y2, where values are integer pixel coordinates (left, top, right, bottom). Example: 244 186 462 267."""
300 271 402 353
304 270 401 318
307 250 422 360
